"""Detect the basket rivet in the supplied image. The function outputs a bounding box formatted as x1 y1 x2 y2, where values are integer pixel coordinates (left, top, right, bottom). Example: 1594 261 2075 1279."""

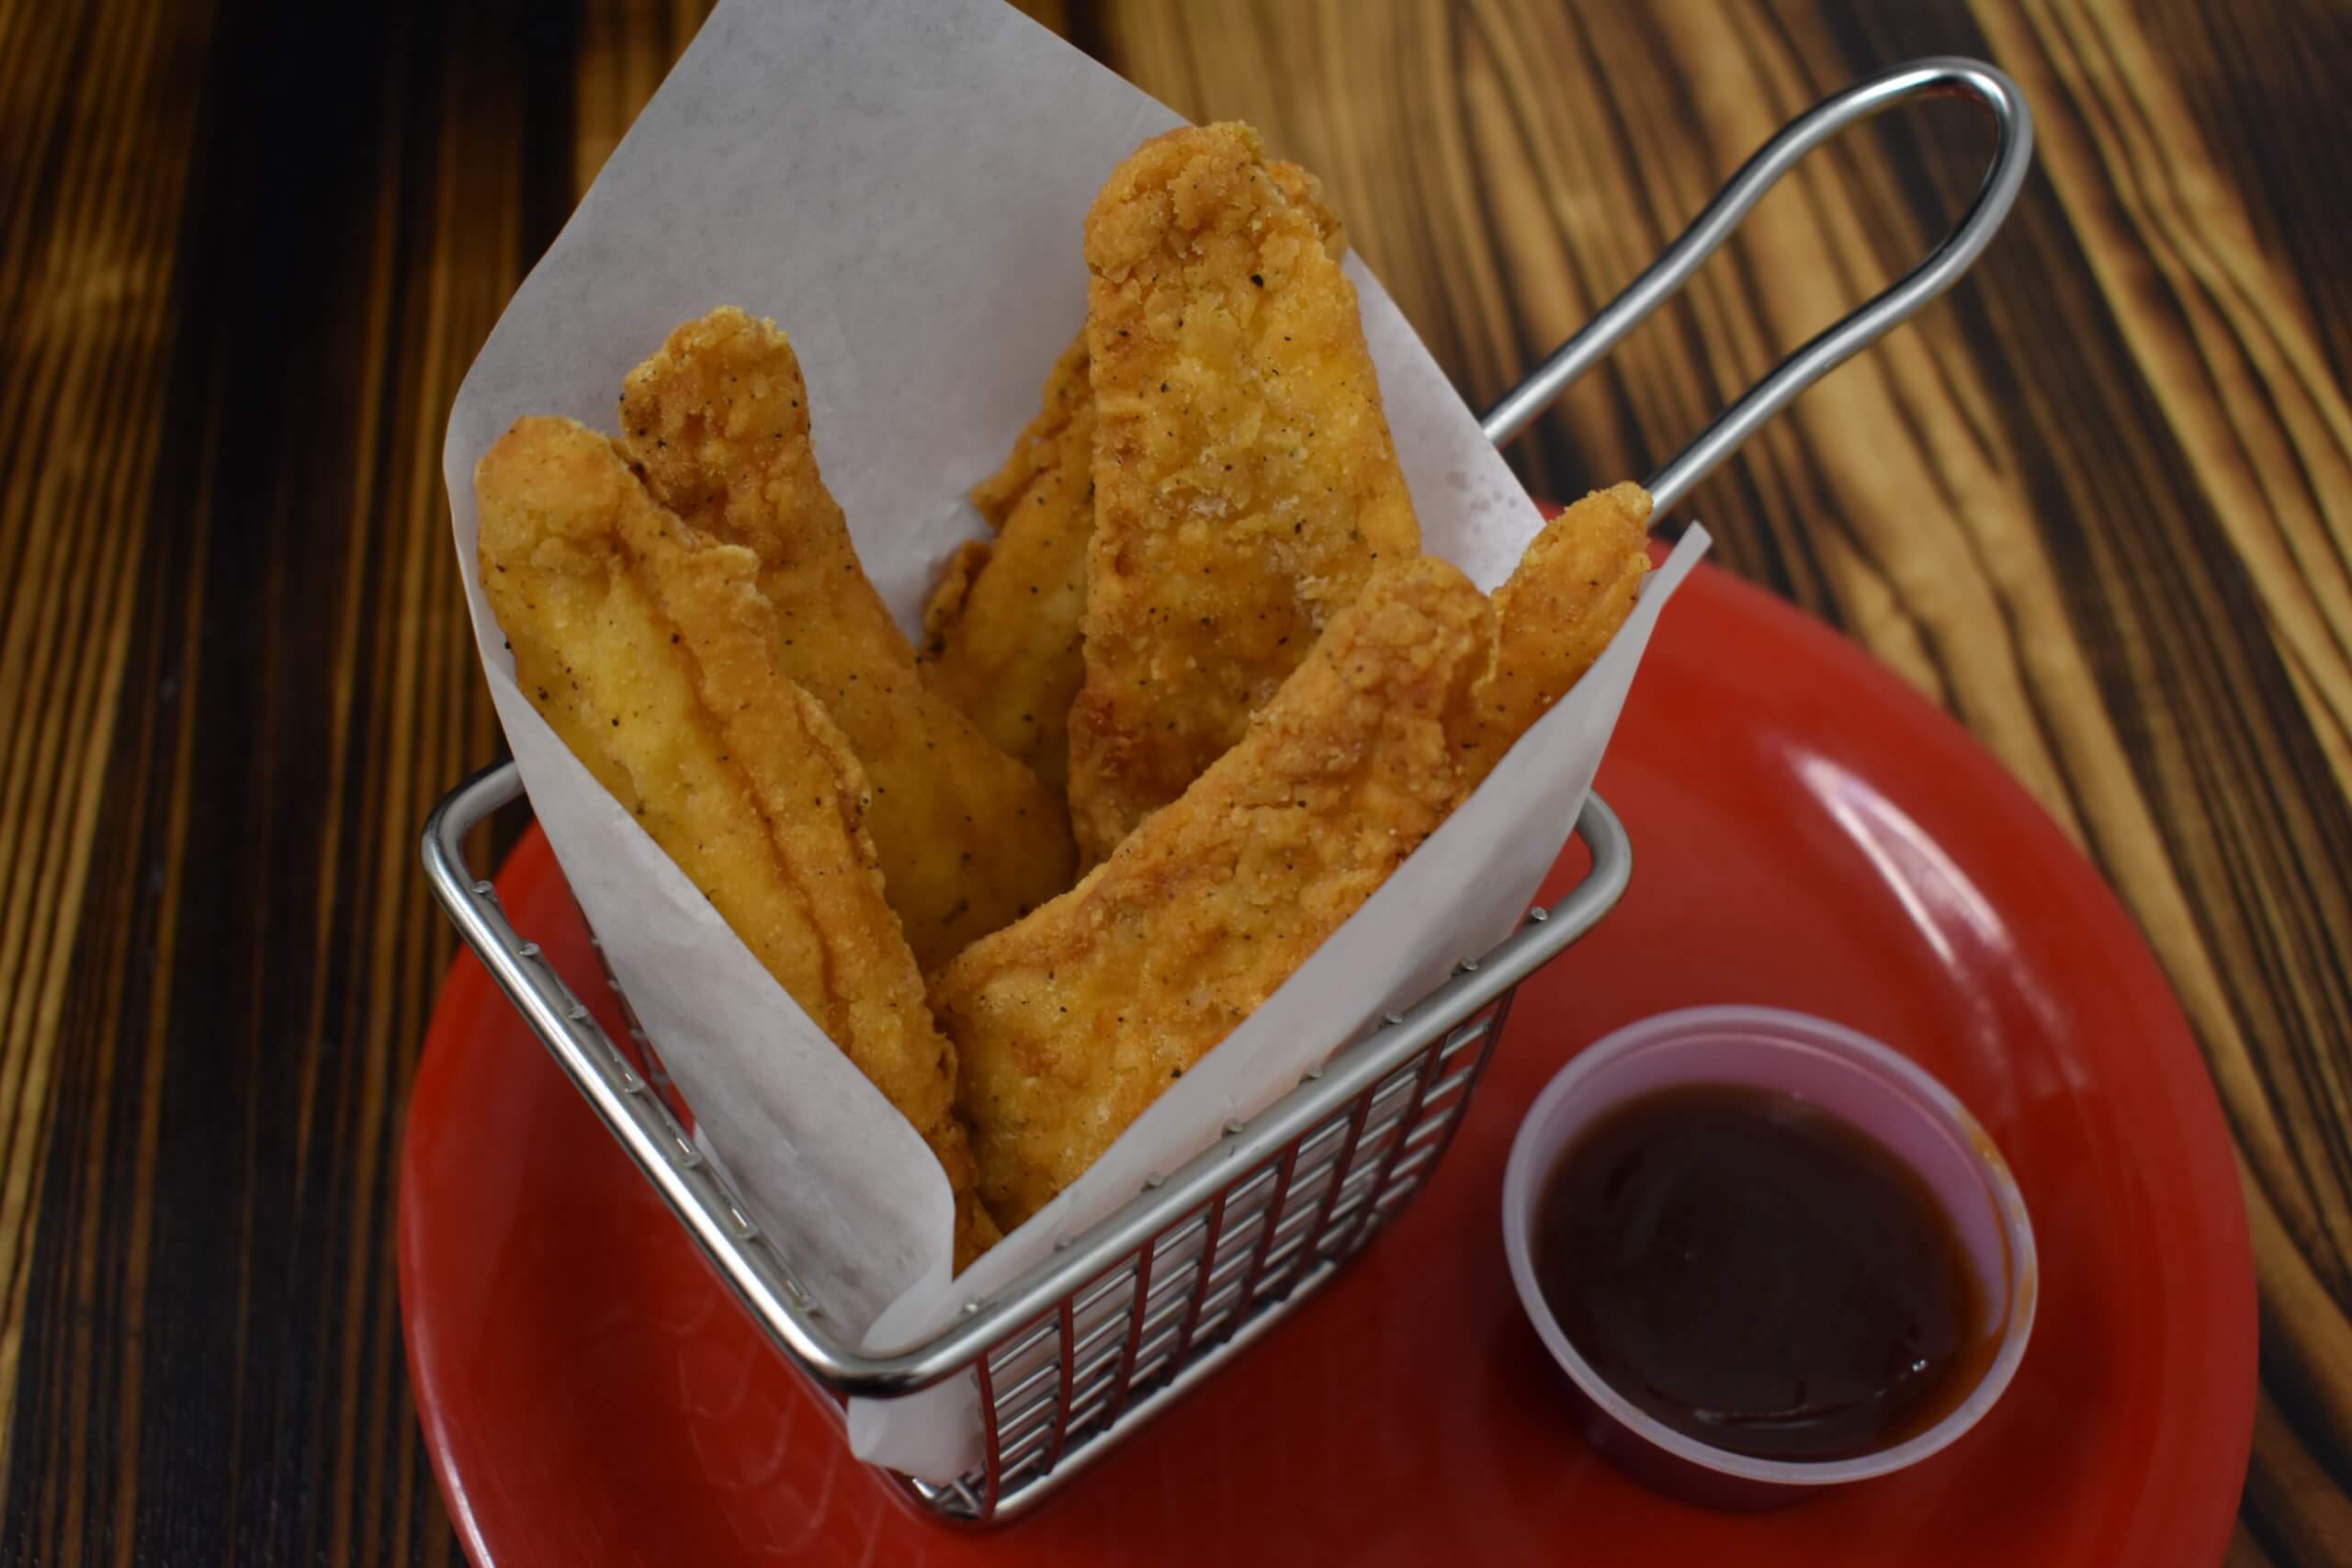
1222 1119 1245 1136
1302 1066 1325 1082
1054 1236 1073 1251
1383 1011 1405 1028
1142 1173 1165 1190
471 880 494 897
1527 906 1550 923
1456 957 1479 974
962 1300 982 1315
517 942 541 959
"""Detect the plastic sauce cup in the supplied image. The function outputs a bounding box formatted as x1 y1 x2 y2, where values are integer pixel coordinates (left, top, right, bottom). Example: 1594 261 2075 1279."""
1501 1005 2038 1509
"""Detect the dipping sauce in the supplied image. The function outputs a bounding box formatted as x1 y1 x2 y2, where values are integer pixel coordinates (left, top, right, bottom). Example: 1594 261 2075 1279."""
1535 1083 1986 1462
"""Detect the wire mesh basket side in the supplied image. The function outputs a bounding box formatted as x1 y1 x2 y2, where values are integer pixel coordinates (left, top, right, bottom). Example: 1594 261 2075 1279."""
593 901 1519 1522
896 993 1514 1521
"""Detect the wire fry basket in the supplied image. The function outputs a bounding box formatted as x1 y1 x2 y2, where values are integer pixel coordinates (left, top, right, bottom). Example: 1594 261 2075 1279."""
421 57 2029 1526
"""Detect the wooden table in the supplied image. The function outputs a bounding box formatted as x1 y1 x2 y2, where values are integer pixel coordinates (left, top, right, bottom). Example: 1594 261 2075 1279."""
5 0 2345 1561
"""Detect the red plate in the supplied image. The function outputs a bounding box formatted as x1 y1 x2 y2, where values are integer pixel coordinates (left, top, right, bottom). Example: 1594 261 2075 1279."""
401 558 2256 1566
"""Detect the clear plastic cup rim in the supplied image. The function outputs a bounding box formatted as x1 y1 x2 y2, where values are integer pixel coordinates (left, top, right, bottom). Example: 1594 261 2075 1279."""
1500 1004 2040 1493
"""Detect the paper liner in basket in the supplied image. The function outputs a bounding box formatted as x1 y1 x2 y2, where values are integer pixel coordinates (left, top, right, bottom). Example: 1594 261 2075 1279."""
440 0 1707 1482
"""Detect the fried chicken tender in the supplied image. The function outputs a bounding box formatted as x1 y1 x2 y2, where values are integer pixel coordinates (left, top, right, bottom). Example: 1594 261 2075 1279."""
922 161 1347 795
616 308 1077 970
1066 125 1420 866
920 334 1095 792
921 538 995 638
1454 483 1654 787
475 416 999 1268
967 333 1096 537
934 557 1495 1228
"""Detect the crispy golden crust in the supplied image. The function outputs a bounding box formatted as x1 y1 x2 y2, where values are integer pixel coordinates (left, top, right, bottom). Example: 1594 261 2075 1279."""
1265 157 1344 259
1453 483 1653 786
921 537 992 648
934 557 1494 1228
1067 127 1418 865
960 157 1336 544
614 308 1078 969
921 338 1097 793
475 416 999 1268
961 156 1337 546
923 161 1344 801
967 333 1093 532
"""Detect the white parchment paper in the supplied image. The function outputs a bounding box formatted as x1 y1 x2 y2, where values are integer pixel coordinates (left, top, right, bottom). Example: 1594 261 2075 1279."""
442 0 1708 1481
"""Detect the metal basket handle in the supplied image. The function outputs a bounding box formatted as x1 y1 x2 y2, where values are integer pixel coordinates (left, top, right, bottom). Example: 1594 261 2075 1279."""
1477 55 2033 513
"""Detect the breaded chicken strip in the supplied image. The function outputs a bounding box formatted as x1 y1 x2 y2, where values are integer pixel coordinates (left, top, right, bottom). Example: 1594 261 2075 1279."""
476 416 1000 1269
934 557 1494 1228
1067 125 1419 865
923 161 1347 795
960 162 1343 541
966 333 1097 539
1453 483 1654 787
616 308 1077 970
920 334 1095 792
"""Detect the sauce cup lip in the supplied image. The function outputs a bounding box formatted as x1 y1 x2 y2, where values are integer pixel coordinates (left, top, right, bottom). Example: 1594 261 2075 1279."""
1501 1003 2040 1491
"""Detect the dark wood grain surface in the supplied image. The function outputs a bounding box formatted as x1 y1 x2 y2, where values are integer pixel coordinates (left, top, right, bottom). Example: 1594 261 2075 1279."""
4 0 2346 1561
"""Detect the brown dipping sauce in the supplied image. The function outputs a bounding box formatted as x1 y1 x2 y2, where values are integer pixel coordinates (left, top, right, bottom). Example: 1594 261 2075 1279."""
1536 1084 1989 1463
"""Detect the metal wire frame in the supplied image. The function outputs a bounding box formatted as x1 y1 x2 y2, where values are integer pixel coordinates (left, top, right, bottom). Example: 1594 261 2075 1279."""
420 52 2031 1525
